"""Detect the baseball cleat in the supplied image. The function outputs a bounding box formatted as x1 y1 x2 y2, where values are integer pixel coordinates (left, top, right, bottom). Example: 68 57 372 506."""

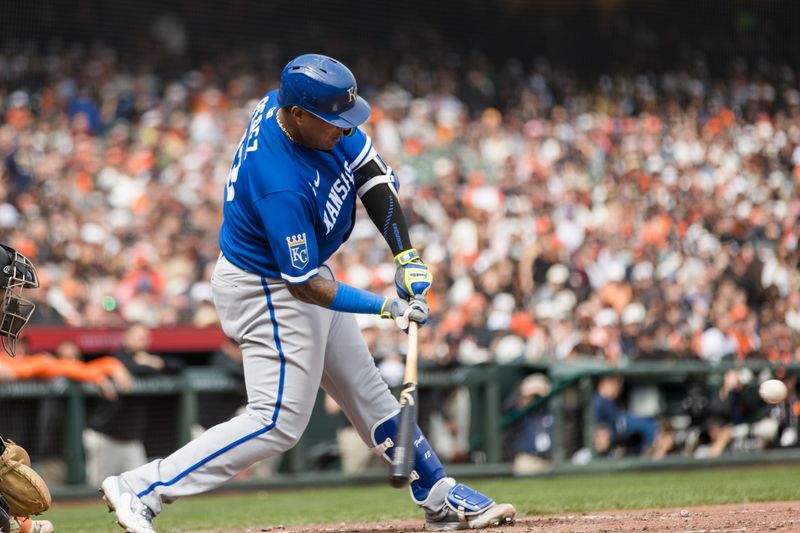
425 502 516 530
422 478 516 530
100 476 157 533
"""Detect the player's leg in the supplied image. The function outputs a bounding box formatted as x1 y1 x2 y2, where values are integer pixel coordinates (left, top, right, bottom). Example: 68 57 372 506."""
320 309 515 530
102 256 331 531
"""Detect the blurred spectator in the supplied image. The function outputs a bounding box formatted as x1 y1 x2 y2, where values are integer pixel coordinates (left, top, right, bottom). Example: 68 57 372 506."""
324 394 379 475
685 370 746 459
0 337 133 482
196 338 246 430
593 375 673 459
0 338 43 454
715 370 800 453
503 373 553 474
324 317 401 474
418 326 471 463
191 339 280 479
84 322 184 485
0 337 131 399
0 38 796 368
33 340 132 485
766 373 800 448
620 303 646 360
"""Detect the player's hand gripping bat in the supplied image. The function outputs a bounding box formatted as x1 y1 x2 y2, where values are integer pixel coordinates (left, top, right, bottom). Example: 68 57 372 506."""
389 321 418 487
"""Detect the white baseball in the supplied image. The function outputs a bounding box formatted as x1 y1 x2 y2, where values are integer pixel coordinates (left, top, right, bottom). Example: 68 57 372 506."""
759 379 788 404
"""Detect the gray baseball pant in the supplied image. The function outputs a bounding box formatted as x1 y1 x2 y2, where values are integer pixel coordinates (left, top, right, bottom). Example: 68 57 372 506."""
121 255 399 514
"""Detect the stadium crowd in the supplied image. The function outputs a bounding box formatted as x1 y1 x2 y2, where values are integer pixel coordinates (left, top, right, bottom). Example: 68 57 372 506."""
1 42 798 368
1 34 800 474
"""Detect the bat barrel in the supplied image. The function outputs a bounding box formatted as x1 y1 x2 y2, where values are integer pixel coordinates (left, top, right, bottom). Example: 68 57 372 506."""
389 383 418 487
388 322 420 487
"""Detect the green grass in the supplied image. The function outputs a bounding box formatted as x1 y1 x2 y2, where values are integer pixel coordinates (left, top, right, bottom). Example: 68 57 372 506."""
44 465 800 533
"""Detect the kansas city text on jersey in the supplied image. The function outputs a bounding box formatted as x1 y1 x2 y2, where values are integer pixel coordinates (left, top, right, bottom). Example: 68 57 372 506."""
323 161 355 235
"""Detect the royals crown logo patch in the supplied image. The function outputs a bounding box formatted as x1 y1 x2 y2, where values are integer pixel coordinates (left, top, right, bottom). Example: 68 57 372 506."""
286 233 309 270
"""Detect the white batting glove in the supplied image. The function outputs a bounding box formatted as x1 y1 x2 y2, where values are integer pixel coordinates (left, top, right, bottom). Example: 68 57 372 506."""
380 297 429 330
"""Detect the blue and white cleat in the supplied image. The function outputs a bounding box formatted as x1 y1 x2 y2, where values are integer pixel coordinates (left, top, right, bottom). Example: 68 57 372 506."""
100 476 157 533
421 478 516 530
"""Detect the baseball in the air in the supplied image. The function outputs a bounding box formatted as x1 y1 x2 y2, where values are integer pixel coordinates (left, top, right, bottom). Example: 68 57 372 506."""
759 379 788 404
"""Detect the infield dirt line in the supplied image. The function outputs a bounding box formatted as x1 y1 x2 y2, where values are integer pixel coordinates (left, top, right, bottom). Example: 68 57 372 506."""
188 500 799 533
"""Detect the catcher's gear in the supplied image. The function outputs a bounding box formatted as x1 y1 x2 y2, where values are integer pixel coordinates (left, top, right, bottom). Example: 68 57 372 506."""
1 441 30 468
379 298 428 329
0 494 10 533
394 249 432 301
0 245 39 356
0 439 50 516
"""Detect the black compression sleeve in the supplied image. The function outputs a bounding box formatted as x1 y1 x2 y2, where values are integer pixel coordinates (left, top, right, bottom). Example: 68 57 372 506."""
355 161 413 256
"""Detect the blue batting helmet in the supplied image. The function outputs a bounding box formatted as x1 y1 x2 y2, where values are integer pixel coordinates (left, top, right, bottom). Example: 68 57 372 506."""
278 54 371 129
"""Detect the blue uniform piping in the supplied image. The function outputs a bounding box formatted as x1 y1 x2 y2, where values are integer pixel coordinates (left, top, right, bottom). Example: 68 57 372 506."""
137 277 286 498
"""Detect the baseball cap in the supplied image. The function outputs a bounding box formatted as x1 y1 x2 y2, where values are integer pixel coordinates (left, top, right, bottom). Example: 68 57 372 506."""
546 264 569 285
622 303 646 325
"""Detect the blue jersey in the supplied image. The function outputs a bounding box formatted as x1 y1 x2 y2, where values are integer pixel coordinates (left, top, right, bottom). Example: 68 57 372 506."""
219 90 378 283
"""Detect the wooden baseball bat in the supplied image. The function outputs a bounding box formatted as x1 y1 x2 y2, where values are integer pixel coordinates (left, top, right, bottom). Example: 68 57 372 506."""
389 321 418 487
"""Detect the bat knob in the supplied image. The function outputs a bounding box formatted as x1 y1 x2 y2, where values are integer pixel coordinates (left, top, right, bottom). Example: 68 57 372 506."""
389 475 408 488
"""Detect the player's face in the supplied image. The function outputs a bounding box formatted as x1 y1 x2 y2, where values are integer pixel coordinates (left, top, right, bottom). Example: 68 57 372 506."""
298 111 347 150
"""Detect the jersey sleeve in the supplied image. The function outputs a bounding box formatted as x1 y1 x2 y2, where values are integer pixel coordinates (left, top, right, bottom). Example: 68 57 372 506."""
254 191 320 284
340 128 377 172
341 129 401 194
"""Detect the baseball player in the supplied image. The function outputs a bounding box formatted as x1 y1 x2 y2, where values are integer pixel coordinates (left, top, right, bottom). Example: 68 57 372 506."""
0 245 54 533
101 54 516 532
0 245 39 358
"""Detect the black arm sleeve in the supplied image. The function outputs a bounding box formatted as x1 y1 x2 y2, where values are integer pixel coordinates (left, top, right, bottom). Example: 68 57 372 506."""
354 159 413 256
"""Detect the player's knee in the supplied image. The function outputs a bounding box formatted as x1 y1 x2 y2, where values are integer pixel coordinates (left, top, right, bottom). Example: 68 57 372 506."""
270 427 302 453
244 401 314 452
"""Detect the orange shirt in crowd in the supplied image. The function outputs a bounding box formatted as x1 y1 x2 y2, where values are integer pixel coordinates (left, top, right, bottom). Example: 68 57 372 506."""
0 353 124 384
599 281 633 314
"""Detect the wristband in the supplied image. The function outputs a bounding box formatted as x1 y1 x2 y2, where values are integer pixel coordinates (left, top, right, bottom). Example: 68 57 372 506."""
394 248 420 266
330 282 386 315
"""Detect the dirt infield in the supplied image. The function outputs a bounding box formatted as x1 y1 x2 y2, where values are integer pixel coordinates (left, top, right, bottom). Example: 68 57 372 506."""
192 501 799 533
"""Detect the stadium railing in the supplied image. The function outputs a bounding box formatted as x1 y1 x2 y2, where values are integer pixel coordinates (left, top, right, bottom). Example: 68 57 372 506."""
1 355 799 498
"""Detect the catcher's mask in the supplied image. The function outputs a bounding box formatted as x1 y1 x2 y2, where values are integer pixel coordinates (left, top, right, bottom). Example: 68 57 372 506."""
0 492 9 533
0 245 38 356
